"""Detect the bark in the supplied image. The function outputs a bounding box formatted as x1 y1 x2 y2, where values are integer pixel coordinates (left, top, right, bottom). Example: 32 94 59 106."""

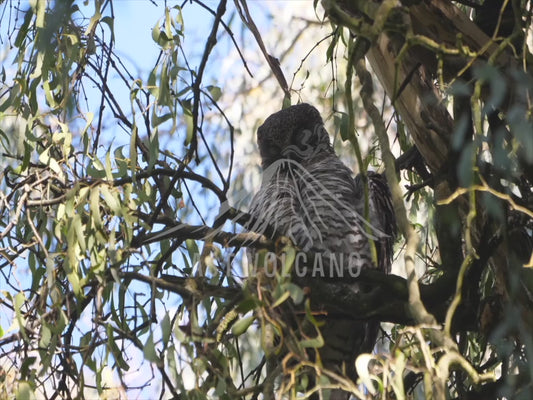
321 2 533 393
323 0 517 183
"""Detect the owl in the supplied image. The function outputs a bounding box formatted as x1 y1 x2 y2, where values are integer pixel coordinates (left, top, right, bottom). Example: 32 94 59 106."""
247 103 396 400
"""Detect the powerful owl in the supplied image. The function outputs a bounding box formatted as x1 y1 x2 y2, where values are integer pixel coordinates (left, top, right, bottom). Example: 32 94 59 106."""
247 103 396 399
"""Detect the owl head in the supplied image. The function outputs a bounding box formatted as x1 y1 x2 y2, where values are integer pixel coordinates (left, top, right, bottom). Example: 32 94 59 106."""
257 103 333 169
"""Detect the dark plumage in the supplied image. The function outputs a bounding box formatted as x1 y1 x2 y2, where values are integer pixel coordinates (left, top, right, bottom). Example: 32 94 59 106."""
248 103 396 399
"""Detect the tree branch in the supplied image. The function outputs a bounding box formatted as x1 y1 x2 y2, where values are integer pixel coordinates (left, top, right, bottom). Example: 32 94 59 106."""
131 221 275 251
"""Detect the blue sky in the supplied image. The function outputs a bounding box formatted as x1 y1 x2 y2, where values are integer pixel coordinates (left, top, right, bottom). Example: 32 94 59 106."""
0 2 364 398
0 2 280 398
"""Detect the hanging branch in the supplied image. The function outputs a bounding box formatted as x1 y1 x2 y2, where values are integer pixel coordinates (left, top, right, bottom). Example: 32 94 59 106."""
234 0 291 101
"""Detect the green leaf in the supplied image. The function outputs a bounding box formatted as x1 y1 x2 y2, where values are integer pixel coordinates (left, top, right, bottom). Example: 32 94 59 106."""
130 125 138 177
101 16 115 40
28 78 39 114
186 239 200 267
326 29 340 62
173 5 184 28
147 68 159 98
67 269 82 297
151 20 161 44
14 9 34 48
151 16 170 48
165 7 172 40
104 151 113 181
38 146 64 181
391 350 406 398
158 62 171 106
16 381 35 400
151 111 173 128
299 334 324 349
73 211 86 252
284 282 304 304
90 188 103 229
355 353 378 395
281 245 295 278
271 290 290 308
85 6 102 35
235 296 259 314
337 111 350 141
148 130 160 170
66 225 81 270
161 313 171 345
39 324 52 349
87 158 106 179
14 292 28 341
32 0 46 28
100 186 121 216
206 85 222 102
184 112 194 145
144 332 160 363
231 315 255 336
42 79 57 108
282 95 291 110
106 324 130 371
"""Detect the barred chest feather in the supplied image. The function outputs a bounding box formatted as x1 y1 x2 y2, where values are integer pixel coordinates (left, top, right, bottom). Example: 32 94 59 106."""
248 155 376 277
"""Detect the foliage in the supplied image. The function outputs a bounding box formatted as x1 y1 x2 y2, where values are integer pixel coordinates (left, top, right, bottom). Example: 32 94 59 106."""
0 0 532 399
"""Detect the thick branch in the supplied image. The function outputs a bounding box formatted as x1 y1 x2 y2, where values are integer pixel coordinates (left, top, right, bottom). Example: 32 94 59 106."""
121 272 241 301
131 221 275 251
355 58 438 328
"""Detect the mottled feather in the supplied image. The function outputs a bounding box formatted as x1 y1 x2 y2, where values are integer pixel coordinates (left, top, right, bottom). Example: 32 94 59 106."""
248 103 396 399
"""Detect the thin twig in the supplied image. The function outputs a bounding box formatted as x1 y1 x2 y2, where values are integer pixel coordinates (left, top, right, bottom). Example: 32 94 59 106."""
234 0 290 99
189 0 228 164
0 190 28 240
132 221 275 251
193 0 253 77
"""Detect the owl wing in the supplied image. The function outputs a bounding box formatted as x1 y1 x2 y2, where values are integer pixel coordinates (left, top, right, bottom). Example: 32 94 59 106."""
354 171 397 273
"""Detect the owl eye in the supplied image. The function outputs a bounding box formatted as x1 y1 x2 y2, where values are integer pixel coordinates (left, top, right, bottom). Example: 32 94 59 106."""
279 129 318 162
266 144 281 157
292 128 318 150
293 128 316 146
259 142 282 169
